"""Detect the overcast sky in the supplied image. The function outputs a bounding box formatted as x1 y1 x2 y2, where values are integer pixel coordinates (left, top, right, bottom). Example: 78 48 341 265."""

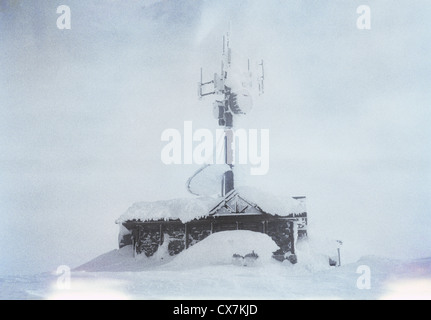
1 0 430 275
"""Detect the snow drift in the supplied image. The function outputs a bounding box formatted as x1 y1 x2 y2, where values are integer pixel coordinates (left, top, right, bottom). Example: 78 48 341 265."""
74 245 173 272
166 230 279 268
76 230 279 272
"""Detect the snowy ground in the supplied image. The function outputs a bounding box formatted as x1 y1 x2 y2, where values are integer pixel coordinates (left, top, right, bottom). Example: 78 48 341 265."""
1 231 430 300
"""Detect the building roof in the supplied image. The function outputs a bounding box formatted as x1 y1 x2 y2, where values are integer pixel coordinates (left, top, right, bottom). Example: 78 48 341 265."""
116 186 306 224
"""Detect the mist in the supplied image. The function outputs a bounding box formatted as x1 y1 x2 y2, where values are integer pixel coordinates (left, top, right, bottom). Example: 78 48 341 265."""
1 0 430 276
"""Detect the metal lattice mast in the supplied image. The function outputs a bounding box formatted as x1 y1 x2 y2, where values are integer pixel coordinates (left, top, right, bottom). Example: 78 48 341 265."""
198 32 264 196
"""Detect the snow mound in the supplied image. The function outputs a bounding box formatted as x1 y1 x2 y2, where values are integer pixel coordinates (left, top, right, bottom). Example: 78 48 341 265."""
75 245 173 272
294 239 334 273
167 230 279 268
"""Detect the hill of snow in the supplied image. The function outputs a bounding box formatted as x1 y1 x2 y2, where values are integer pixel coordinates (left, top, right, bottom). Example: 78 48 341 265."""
76 230 279 272
1 230 430 299
159 230 278 268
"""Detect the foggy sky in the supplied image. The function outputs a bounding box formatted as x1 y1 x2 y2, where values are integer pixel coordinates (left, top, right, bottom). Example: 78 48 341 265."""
1 0 430 275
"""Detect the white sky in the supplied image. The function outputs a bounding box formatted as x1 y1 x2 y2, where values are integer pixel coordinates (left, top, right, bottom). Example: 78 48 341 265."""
1 0 430 275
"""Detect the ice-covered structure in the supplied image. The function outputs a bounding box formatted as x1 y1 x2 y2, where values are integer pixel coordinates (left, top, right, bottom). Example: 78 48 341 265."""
116 187 307 262
116 32 308 263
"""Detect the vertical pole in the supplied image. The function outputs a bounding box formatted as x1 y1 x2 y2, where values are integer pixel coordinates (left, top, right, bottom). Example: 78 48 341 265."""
225 129 234 165
223 127 234 195
210 222 213 234
223 132 228 197
290 221 296 255
184 223 188 249
337 248 341 267
159 224 163 246
224 134 228 164
223 36 226 54
132 236 136 258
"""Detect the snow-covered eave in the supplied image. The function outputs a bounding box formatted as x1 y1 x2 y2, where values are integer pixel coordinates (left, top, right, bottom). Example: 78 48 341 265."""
281 211 307 217
210 209 307 219
117 215 212 225
117 209 307 225
211 212 262 217
244 209 308 220
116 187 307 225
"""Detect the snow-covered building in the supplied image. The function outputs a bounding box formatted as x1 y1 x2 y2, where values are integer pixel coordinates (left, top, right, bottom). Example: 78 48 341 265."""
116 32 308 263
116 187 307 262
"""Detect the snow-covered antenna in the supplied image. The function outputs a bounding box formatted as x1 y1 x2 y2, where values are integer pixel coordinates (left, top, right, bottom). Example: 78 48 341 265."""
195 31 264 196
222 32 232 69
258 59 264 95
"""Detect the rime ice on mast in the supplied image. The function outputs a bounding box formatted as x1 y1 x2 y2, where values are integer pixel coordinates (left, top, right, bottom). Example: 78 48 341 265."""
195 32 265 196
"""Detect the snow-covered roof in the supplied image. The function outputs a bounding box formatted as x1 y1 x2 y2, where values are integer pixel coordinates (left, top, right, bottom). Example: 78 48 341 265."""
232 186 306 217
116 186 306 224
116 196 218 224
